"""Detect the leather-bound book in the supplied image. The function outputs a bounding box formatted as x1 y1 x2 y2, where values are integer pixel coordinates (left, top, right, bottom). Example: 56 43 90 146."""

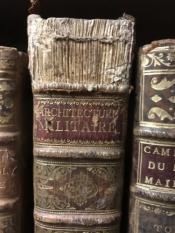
0 47 26 232
28 14 135 232
129 40 175 233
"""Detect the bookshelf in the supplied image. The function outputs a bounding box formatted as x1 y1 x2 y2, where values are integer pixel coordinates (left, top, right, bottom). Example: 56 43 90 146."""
0 1 175 232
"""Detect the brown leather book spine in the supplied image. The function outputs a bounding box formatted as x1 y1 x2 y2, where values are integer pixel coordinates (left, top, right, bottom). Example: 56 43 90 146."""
0 47 26 232
129 40 175 233
28 14 135 232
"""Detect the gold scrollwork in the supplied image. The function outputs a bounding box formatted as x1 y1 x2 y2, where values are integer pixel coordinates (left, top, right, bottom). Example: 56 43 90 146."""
148 107 174 121
168 96 175 103
151 95 162 103
0 80 15 125
143 53 175 68
0 81 15 92
151 77 175 90
139 202 175 216
0 115 13 124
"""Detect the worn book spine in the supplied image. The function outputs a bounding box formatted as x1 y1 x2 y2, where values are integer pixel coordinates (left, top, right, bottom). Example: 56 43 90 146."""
28 14 135 232
0 47 25 232
129 40 175 233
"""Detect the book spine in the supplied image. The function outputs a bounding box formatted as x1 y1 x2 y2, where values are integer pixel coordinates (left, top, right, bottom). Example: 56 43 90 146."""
28 14 135 232
0 47 25 233
130 40 175 233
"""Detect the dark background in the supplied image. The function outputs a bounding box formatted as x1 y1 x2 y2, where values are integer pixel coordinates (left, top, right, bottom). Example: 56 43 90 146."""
1 0 175 50
0 0 175 232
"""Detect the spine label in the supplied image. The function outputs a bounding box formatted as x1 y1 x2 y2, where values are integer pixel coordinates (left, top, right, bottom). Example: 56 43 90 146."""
34 95 127 145
137 139 175 189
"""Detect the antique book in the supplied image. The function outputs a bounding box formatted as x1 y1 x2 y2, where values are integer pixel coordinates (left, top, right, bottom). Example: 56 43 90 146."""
28 14 135 232
0 47 26 232
129 40 175 233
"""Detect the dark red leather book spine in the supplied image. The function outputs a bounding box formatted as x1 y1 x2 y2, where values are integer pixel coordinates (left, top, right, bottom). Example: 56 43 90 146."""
130 40 175 233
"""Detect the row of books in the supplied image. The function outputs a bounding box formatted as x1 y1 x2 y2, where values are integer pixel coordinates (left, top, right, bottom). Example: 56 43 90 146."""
0 13 174 233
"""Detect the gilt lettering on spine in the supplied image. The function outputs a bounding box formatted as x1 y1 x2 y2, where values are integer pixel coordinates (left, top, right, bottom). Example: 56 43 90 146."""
28 14 135 232
129 40 175 233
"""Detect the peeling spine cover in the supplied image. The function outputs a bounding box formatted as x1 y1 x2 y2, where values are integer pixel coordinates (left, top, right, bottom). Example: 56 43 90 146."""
28 15 135 232
28 14 135 93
